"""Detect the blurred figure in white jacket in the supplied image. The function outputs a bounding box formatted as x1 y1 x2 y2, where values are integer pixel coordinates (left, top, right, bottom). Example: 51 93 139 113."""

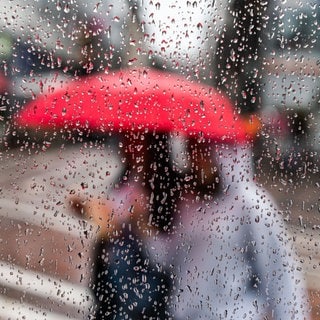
144 139 310 319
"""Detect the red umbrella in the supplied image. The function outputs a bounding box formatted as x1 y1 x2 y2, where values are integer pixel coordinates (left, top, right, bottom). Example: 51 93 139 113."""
15 68 256 143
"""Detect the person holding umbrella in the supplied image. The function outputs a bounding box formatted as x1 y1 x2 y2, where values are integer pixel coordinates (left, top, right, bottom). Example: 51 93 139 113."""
14 68 309 319
68 131 181 319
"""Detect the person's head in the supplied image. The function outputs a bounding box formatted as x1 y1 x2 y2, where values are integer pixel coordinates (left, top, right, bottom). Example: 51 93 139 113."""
120 131 182 231
176 137 221 198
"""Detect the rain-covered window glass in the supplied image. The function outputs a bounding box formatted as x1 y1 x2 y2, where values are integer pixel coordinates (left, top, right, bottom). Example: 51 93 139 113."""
0 0 319 319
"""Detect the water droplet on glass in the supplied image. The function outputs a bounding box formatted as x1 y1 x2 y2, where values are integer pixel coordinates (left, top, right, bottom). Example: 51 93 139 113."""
230 49 236 62
94 3 100 13
56 2 62 11
128 58 137 66
63 4 70 13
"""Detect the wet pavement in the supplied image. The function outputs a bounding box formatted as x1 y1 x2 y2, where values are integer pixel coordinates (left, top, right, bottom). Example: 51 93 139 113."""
0 143 319 319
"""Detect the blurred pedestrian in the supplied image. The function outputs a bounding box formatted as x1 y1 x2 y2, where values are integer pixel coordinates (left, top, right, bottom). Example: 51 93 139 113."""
148 139 311 319
68 132 182 319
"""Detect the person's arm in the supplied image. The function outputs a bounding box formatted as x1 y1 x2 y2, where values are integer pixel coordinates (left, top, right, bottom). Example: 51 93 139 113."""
67 183 152 239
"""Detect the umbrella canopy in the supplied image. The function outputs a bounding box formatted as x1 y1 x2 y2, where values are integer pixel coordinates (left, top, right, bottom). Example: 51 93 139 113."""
15 68 256 143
